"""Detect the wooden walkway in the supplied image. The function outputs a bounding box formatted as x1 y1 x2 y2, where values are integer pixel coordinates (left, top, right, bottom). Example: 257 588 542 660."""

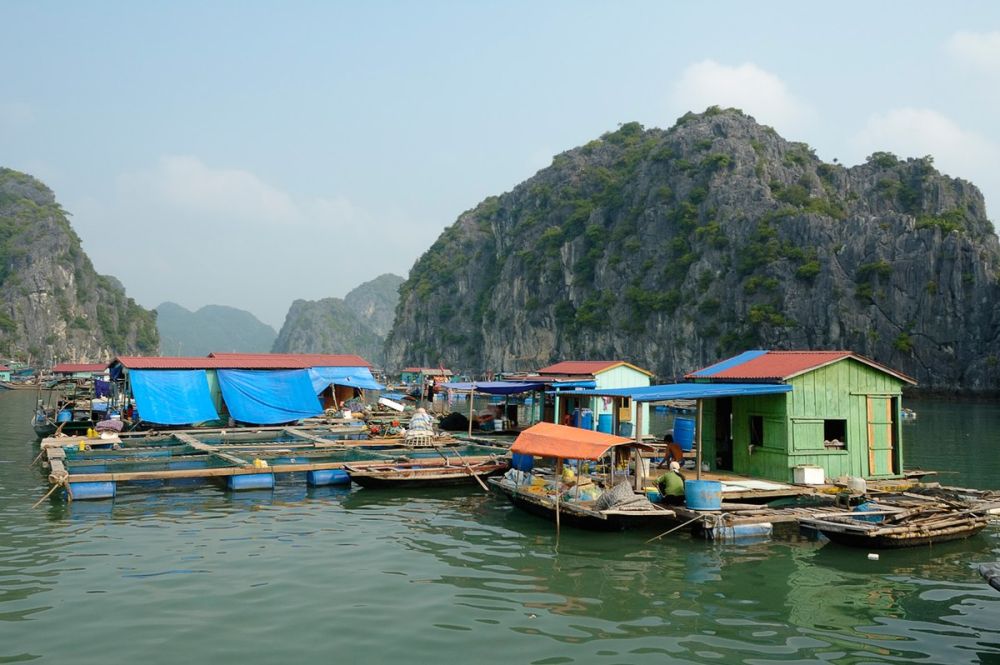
38 424 501 493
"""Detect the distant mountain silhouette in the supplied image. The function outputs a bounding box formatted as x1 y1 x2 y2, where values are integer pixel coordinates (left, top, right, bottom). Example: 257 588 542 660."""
156 302 277 356
272 273 404 366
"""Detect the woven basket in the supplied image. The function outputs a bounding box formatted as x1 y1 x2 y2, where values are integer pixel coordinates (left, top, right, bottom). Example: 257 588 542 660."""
403 430 435 447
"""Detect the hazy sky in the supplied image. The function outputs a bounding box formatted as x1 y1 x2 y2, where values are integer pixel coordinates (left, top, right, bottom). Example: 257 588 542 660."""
2 2 998 328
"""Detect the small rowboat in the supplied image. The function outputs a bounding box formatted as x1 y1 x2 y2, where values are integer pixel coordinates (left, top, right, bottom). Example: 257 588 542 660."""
979 563 1000 592
345 460 509 489
799 511 991 549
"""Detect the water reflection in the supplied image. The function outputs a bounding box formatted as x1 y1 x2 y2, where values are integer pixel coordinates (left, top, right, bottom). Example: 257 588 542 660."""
2 388 1000 665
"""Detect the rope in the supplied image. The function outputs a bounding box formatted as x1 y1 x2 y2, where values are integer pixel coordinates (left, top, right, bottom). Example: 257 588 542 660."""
645 513 705 543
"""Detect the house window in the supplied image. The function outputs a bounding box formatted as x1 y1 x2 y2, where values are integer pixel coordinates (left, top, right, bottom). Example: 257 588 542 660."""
823 419 847 449
749 415 764 447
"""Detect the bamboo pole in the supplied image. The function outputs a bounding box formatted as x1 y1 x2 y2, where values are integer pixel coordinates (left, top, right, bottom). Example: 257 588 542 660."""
696 398 703 481
467 388 474 438
555 481 561 535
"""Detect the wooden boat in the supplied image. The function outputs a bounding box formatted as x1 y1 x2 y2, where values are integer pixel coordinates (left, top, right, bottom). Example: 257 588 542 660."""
489 476 675 531
31 378 104 438
799 496 993 549
489 422 675 531
345 459 509 489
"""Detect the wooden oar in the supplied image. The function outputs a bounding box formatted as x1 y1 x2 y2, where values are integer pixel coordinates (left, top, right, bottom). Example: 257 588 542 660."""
436 446 490 493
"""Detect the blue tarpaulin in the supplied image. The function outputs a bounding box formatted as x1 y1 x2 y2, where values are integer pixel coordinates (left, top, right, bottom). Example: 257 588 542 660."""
308 366 383 393
130 369 220 425
545 382 792 402
441 381 545 395
218 369 323 424
551 380 597 389
689 350 768 377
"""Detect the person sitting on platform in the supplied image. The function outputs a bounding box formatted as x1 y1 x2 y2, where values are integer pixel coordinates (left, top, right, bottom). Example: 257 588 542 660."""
409 407 435 432
656 461 686 505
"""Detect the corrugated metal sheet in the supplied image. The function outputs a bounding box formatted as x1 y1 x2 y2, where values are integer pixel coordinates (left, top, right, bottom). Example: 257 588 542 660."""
686 350 915 384
208 353 371 367
537 360 652 377
547 383 793 402
401 367 453 374
51 363 109 373
114 354 370 370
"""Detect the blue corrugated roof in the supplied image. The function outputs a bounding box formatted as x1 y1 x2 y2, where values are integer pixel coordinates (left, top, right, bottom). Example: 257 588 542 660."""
545 382 792 402
689 350 768 377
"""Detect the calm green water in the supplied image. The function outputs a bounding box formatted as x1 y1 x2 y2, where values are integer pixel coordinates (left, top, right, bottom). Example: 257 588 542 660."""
1 389 997 664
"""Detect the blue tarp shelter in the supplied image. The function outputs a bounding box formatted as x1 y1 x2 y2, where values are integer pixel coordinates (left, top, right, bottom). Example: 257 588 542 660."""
441 381 545 395
308 366 383 393
130 369 220 425
218 369 323 424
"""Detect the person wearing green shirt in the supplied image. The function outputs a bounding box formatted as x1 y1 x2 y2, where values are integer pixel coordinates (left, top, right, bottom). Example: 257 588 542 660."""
656 460 686 505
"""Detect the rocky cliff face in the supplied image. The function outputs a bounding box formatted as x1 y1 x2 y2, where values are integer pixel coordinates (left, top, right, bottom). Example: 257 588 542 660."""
0 168 159 364
343 273 405 338
386 108 1000 392
156 302 277 356
272 274 404 365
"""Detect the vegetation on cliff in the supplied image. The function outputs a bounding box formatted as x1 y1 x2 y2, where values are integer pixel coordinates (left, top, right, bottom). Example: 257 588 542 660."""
387 108 1000 391
273 274 404 365
0 168 158 363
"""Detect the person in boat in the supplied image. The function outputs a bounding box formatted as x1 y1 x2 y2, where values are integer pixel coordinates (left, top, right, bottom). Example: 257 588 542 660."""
476 408 496 430
656 461 686 505
409 407 435 432
657 433 685 469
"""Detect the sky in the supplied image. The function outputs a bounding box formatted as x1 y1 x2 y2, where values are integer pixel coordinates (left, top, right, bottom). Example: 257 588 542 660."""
2 1 999 329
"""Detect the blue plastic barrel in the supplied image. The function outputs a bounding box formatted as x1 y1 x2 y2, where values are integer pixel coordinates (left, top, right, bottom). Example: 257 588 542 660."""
307 469 350 486
684 479 722 510
227 473 275 491
707 522 773 541
579 408 593 430
597 413 613 433
571 408 580 427
68 481 116 500
511 453 534 472
56 410 72 423
673 417 695 451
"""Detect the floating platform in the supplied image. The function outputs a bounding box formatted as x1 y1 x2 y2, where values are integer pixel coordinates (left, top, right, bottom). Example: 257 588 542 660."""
38 424 507 501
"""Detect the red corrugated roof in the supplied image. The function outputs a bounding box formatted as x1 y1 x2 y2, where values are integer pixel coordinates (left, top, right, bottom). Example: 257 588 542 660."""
51 363 109 373
207 353 371 367
687 350 916 384
536 360 653 377
114 353 371 370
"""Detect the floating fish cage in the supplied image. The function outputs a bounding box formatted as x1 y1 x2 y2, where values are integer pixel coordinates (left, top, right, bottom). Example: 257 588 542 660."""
38 425 507 502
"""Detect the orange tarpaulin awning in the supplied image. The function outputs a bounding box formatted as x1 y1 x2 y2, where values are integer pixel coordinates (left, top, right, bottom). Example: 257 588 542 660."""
511 422 645 460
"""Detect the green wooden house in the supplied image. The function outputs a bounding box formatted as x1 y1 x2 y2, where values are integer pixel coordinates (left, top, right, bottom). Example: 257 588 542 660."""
690 350 916 483
537 360 654 437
